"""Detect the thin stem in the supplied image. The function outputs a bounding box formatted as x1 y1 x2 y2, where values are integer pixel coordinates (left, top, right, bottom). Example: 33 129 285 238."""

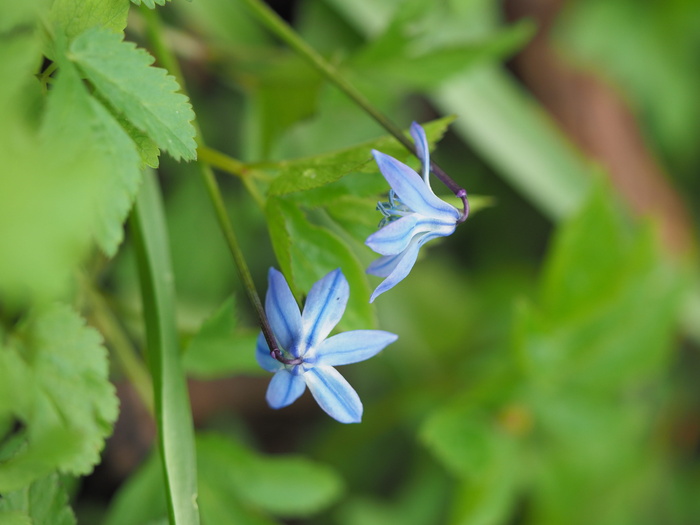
238 0 470 221
197 146 267 209
141 6 282 359
83 279 154 416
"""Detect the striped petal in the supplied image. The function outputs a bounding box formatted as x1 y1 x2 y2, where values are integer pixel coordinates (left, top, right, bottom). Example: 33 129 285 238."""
266 369 306 409
304 366 362 423
265 268 302 354
371 150 459 222
301 268 349 351
410 121 430 185
316 330 398 366
368 232 445 302
255 332 283 373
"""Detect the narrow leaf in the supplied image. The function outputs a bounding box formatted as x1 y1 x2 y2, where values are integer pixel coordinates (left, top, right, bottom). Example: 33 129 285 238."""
130 171 200 524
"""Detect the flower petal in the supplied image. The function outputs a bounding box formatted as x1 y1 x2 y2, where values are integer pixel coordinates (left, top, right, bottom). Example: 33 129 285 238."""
410 122 430 185
365 213 457 256
316 330 398 366
265 268 302 354
255 332 283 372
371 150 460 221
368 231 445 302
266 369 306 409
304 366 362 423
301 268 349 350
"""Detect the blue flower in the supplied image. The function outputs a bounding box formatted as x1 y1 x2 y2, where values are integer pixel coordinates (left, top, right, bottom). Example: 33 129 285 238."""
256 267 398 423
366 122 460 302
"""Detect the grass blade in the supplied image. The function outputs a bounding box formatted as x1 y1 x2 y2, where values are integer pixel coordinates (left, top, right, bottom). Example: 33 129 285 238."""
130 171 200 525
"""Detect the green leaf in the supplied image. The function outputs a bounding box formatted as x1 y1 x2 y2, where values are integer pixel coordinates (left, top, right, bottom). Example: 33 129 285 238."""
351 0 534 90
24 304 118 476
0 474 76 525
420 404 519 525
266 117 455 196
49 0 129 41
266 197 375 331
47 50 143 256
183 298 263 379
131 0 170 8
0 24 100 302
70 27 197 161
130 172 200 525
517 183 685 391
0 305 117 488
197 432 343 518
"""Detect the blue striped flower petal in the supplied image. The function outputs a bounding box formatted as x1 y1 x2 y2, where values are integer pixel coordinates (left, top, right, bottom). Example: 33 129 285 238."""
266 369 306 409
265 268 302 354
410 121 430 185
304 366 363 423
301 268 349 350
371 150 459 222
315 330 398 366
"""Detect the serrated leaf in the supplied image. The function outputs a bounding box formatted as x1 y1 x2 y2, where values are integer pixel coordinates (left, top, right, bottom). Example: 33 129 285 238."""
267 117 455 196
70 27 197 161
183 298 263 379
49 0 129 41
0 474 76 525
131 0 169 8
197 432 343 518
267 197 375 331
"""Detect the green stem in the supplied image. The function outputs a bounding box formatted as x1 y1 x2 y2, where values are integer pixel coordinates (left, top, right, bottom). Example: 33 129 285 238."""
238 0 469 221
141 6 281 357
197 146 266 208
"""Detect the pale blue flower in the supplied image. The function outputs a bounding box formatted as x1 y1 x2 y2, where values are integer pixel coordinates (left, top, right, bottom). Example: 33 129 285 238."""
366 122 460 302
256 267 398 423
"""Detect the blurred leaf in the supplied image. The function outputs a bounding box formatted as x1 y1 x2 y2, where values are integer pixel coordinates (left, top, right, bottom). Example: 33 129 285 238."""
0 20 99 302
20 304 118 476
337 460 450 525
0 474 75 525
518 183 685 391
351 0 534 89
266 197 375 331
49 0 129 40
266 116 455 196
103 451 167 525
183 297 263 379
197 432 344 518
70 27 197 161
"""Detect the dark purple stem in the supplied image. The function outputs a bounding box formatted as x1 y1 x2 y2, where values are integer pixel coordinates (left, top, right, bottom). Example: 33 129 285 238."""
430 160 470 223
271 348 303 366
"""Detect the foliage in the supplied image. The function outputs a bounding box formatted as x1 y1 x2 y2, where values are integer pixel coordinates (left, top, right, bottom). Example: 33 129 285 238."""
1 0 698 524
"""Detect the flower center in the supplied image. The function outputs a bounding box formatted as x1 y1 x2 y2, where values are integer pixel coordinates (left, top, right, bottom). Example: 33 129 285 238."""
376 190 412 227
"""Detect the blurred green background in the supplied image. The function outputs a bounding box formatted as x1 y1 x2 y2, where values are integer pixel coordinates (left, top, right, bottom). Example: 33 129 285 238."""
3 0 700 523
104 0 700 523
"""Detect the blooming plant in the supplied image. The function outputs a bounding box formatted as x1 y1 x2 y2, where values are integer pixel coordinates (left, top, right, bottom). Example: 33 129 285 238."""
366 122 462 301
256 268 398 423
